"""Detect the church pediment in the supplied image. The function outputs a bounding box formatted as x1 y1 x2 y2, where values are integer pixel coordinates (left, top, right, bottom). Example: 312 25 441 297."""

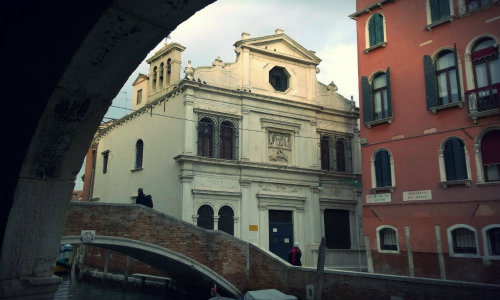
234 30 321 65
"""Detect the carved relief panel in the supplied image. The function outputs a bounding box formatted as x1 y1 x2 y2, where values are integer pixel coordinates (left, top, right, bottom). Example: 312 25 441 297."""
268 131 292 163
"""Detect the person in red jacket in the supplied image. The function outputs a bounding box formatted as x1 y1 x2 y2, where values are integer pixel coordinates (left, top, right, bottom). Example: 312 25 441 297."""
288 242 302 266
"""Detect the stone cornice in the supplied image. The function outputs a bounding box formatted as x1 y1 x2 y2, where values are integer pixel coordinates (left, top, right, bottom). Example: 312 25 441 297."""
349 0 395 20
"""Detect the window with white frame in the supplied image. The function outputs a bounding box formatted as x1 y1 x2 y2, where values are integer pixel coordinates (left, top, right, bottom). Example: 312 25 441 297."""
361 69 393 127
429 0 452 22
443 138 468 181
423 47 462 111
377 225 399 252
372 148 394 189
368 13 385 47
439 137 471 187
447 225 479 257
482 224 500 258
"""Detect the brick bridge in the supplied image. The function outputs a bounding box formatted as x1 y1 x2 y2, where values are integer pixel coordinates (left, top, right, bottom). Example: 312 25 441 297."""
62 203 500 299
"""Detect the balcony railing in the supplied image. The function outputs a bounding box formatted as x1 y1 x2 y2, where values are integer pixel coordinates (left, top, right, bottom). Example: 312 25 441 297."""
465 83 500 122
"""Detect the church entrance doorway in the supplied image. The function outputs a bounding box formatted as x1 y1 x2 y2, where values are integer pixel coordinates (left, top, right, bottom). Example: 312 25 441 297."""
268 210 293 261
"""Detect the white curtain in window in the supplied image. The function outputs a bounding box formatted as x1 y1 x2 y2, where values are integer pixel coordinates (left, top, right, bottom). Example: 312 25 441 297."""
455 229 475 248
383 229 397 246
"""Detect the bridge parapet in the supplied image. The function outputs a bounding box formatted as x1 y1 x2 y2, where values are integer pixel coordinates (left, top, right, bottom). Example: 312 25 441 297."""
63 202 249 296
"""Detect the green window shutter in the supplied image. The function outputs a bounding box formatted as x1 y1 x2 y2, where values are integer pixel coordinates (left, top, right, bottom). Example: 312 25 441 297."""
386 68 392 118
440 0 450 18
362 76 373 124
453 44 462 102
430 0 439 22
423 55 438 109
375 151 383 187
452 139 467 180
375 14 384 45
369 17 376 46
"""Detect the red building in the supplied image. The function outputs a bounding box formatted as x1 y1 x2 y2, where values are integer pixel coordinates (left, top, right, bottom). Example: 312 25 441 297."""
350 0 500 283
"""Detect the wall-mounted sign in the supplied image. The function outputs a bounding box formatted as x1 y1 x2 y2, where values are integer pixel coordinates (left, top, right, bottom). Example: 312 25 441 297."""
366 193 391 203
403 190 432 201
249 225 259 231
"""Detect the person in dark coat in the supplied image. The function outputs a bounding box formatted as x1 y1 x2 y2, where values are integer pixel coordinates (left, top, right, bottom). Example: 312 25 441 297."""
136 188 148 207
288 242 302 266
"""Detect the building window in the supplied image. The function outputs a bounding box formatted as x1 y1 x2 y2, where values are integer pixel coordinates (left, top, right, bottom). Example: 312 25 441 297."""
361 69 392 126
197 205 214 230
320 134 352 172
373 149 393 188
481 130 500 182
218 206 234 235
377 226 399 252
443 138 468 181
198 117 214 157
468 38 500 112
465 0 494 13
197 114 239 160
482 225 500 257
136 89 142 105
324 209 351 249
430 0 451 22
269 66 289 92
424 46 462 111
220 121 235 160
449 226 478 255
102 151 109 174
368 13 384 47
135 139 144 169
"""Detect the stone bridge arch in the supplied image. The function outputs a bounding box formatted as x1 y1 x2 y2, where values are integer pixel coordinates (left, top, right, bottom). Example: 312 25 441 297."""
1 1 215 298
63 203 251 296
60 235 242 297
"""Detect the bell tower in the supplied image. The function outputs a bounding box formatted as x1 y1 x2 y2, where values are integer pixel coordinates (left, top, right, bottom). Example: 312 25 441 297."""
145 42 186 99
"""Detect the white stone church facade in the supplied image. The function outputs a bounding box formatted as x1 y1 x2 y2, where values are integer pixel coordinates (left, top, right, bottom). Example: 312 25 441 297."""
89 29 365 269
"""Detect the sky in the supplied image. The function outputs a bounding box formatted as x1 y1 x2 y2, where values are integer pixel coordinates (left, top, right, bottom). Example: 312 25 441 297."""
74 0 359 189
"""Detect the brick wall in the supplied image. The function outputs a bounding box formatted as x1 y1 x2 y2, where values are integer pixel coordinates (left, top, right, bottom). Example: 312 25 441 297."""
64 203 500 299
371 251 500 284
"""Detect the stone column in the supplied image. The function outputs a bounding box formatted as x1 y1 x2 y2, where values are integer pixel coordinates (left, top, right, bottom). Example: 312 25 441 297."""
239 180 251 240
310 120 318 167
180 175 194 222
183 93 195 155
241 108 250 161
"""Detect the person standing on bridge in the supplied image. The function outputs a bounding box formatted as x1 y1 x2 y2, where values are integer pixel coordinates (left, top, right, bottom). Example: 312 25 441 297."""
288 242 302 266
136 188 149 207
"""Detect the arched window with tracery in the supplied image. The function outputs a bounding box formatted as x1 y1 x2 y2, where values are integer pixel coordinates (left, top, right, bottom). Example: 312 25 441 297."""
135 139 144 169
218 206 234 235
198 118 214 157
197 205 214 230
220 121 234 160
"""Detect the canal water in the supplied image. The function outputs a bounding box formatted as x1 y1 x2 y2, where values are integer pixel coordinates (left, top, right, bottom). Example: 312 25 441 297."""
53 276 180 300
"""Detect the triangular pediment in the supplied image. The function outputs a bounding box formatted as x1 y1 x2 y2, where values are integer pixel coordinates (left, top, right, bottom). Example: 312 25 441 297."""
132 73 148 86
234 32 321 65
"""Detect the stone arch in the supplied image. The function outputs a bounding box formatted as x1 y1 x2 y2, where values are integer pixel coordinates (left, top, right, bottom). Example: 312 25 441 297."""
1 1 215 297
60 235 242 298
